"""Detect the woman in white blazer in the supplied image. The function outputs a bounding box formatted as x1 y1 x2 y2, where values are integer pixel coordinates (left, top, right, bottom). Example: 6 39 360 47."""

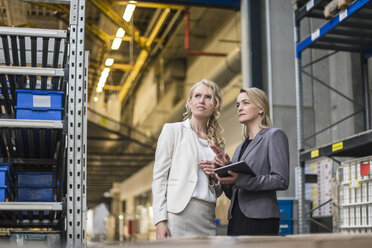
152 79 224 239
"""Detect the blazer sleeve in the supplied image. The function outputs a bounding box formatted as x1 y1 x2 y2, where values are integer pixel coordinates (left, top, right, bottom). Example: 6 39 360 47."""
222 183 233 199
235 129 290 191
152 124 175 226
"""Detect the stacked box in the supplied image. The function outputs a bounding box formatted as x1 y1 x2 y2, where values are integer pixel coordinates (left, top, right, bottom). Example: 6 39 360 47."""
342 208 349 227
0 163 14 201
14 90 64 120
338 156 372 233
305 183 319 216
16 172 55 202
278 200 294 236
361 183 367 203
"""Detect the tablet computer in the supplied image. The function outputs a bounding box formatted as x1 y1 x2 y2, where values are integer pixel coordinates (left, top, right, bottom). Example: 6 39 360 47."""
214 161 256 178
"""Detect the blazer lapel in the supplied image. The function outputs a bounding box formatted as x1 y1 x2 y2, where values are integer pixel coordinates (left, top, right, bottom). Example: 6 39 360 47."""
182 119 198 164
240 128 269 161
231 143 243 163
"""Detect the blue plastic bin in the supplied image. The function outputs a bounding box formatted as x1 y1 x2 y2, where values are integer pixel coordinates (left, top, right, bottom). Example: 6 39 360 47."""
15 90 64 108
0 163 13 176
278 200 293 220
15 107 64 120
15 90 64 120
22 210 50 216
17 188 54 202
279 220 293 236
17 172 55 188
0 186 11 202
0 168 12 188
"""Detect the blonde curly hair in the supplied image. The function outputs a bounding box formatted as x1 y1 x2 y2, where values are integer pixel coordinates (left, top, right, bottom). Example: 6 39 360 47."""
183 79 225 148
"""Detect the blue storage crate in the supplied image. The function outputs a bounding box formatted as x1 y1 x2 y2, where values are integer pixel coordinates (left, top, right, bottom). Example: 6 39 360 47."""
17 172 55 188
15 90 64 120
22 210 50 216
14 107 64 120
0 168 11 186
0 163 13 176
278 200 293 220
15 90 64 108
279 220 293 236
17 188 54 202
0 186 11 202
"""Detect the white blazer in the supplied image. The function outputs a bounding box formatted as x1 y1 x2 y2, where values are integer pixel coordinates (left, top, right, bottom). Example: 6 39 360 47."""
152 119 222 226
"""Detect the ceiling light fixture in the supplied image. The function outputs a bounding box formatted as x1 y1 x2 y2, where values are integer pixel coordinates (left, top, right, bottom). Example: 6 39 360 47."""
123 4 136 22
111 37 122 50
93 97 98 102
105 58 114 66
116 28 125 38
96 87 103 93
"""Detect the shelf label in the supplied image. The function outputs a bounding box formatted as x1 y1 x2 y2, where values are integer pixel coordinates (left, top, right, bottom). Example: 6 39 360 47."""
311 149 319 158
306 0 314 11
311 29 320 41
339 9 348 22
33 95 51 108
332 141 343 152
349 179 360 189
361 162 370 176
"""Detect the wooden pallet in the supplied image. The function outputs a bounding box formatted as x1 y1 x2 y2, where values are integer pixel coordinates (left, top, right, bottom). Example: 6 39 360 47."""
324 0 356 19
338 0 355 9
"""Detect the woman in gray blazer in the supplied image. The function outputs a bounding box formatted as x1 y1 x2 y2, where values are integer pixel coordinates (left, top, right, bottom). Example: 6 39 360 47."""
212 87 289 235
152 79 224 239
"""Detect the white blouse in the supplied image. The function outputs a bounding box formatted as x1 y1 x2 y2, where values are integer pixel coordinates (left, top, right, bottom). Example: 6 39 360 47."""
191 130 216 203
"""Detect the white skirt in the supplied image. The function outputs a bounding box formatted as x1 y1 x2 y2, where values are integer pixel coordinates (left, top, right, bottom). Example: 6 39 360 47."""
167 198 216 237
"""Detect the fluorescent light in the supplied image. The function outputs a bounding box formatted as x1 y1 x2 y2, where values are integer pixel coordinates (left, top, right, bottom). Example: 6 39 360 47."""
103 68 111 73
96 87 103 93
98 80 105 88
123 4 136 22
105 58 114 66
116 28 125 38
111 38 122 50
93 97 98 102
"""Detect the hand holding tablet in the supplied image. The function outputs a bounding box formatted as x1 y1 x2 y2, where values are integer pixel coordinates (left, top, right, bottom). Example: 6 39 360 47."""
214 161 256 178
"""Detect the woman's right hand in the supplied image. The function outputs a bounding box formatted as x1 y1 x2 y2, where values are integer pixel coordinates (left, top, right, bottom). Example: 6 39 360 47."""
215 170 238 184
156 221 170 240
210 144 230 167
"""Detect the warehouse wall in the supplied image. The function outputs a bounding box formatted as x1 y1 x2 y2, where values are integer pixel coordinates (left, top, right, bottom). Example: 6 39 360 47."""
109 0 372 239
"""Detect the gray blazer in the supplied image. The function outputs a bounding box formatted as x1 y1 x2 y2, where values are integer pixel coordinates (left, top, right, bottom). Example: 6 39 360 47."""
223 128 289 219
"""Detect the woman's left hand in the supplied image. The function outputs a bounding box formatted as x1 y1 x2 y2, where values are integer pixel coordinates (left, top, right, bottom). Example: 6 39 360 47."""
199 160 217 179
215 170 238 184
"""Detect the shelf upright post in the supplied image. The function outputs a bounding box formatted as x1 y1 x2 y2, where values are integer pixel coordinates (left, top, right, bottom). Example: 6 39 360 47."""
293 13 305 234
67 0 87 247
361 55 371 130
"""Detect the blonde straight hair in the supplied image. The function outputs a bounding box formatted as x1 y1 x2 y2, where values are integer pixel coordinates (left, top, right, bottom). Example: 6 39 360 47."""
183 79 225 148
240 88 273 138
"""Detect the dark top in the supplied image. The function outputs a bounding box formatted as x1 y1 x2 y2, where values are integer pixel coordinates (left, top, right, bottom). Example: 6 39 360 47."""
238 138 252 160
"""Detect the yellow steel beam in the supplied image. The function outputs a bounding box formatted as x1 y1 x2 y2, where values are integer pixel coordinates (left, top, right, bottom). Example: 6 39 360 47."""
118 8 170 102
87 23 112 47
29 2 111 46
88 0 142 47
111 64 133 71
112 0 185 10
104 85 122 91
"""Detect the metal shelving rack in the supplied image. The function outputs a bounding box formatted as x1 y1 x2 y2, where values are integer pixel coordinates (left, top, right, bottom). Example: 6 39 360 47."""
294 0 372 233
0 0 87 247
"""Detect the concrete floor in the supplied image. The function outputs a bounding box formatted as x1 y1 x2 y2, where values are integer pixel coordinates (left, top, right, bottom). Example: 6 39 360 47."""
87 233 372 248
